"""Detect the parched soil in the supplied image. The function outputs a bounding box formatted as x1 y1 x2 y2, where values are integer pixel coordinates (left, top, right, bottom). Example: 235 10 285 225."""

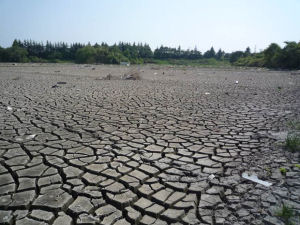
0 63 299 225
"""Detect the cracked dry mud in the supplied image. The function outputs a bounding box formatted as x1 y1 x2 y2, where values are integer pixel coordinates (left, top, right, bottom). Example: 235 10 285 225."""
0 63 299 225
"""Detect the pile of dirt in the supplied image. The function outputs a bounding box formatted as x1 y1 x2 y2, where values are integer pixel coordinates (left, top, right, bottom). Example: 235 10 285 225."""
122 70 141 80
103 73 113 80
101 70 141 81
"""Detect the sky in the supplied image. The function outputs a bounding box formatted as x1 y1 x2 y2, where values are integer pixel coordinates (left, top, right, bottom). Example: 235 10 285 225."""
0 0 300 53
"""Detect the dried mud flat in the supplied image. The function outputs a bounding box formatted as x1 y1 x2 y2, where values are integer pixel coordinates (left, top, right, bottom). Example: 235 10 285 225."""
0 63 299 225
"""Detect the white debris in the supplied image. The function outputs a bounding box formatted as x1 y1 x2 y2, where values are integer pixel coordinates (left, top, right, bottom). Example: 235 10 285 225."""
242 172 272 187
205 92 210 95
154 72 157 75
26 134 36 140
235 80 239 84
15 137 23 142
208 174 215 180
7 106 13 111
3 216 9 222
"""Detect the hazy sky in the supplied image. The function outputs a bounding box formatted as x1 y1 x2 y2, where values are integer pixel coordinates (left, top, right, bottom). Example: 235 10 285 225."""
1 0 299 52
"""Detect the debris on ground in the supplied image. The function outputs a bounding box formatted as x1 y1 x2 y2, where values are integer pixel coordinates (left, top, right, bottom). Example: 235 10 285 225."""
122 70 141 80
57 81 67 84
242 172 272 187
26 134 36 140
205 92 210 95
15 134 37 142
208 174 215 180
7 106 13 111
235 80 239 84
103 74 112 80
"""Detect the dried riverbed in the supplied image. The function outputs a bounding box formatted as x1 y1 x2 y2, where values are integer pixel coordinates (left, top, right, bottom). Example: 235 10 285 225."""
0 63 299 225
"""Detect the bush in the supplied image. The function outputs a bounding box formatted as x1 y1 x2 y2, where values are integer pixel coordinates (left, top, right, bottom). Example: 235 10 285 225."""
234 54 265 67
29 56 47 63
279 167 287 175
0 46 29 62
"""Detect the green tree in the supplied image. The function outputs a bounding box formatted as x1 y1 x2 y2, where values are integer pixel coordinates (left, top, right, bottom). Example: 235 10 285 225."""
244 47 251 56
12 39 23 48
229 51 244 63
264 43 281 68
0 46 6 61
216 49 225 60
75 46 96 63
203 47 216 58
279 41 300 69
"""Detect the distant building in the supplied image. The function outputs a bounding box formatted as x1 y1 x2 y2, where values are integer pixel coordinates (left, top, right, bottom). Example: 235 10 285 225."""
120 62 130 66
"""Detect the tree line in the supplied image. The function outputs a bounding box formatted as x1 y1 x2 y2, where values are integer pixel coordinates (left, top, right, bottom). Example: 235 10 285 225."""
0 39 228 64
0 39 299 69
153 46 227 60
230 42 300 69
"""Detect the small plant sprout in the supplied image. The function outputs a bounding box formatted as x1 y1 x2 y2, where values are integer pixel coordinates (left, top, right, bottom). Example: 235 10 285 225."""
287 120 300 131
285 134 300 152
279 167 287 175
265 167 272 176
276 204 295 225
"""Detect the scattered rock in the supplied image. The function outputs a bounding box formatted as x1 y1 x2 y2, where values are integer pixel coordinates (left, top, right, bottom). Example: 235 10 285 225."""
57 81 67 84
